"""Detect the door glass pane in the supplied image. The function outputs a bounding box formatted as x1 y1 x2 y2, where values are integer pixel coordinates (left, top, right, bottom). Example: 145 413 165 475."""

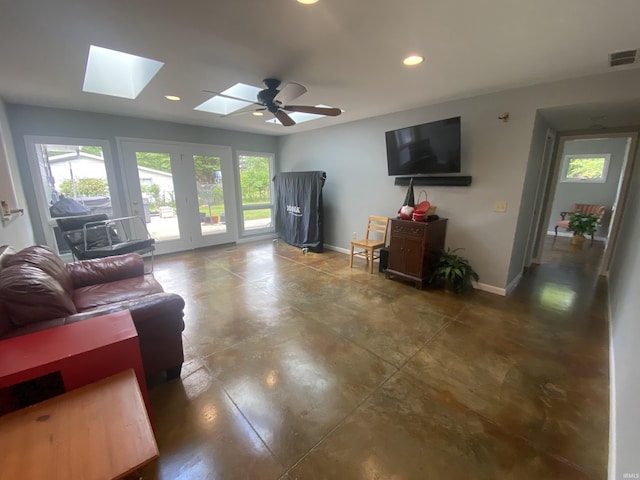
35 143 114 254
135 152 180 241
194 154 227 236
238 153 273 232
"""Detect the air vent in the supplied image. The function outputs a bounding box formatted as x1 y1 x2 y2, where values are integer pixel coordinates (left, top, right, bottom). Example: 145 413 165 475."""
609 49 638 67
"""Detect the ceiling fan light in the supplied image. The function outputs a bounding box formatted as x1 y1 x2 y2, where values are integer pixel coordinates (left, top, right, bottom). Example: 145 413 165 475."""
403 55 424 66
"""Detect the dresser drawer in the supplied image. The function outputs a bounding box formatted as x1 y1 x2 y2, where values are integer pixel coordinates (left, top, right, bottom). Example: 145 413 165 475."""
391 220 426 237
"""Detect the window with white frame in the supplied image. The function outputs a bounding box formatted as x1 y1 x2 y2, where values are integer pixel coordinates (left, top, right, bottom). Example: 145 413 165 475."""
560 154 610 183
237 152 274 234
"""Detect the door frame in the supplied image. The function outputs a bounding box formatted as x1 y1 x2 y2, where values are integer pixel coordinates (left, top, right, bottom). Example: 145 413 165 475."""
23 135 121 253
116 138 238 254
535 130 638 275
527 128 556 266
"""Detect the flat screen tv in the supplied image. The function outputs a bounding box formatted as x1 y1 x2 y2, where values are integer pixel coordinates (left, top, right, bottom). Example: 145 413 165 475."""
385 116 461 176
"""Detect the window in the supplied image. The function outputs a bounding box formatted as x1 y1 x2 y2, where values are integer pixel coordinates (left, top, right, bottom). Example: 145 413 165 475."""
560 154 610 183
237 152 274 235
24 137 119 255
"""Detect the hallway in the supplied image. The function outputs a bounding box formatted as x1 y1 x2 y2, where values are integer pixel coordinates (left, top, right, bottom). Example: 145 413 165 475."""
142 239 609 479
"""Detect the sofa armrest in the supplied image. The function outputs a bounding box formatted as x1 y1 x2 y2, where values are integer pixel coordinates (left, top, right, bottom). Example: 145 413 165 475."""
65 292 185 327
66 253 145 289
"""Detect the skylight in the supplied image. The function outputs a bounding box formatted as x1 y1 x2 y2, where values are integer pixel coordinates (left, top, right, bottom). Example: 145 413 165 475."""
194 83 262 115
82 45 164 99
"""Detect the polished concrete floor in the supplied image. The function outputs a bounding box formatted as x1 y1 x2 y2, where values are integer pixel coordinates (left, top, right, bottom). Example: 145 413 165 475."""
141 236 609 479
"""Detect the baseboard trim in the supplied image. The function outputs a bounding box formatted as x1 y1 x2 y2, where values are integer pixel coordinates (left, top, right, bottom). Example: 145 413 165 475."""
475 282 506 296
607 290 616 480
328 244 504 295
324 244 349 255
505 273 522 296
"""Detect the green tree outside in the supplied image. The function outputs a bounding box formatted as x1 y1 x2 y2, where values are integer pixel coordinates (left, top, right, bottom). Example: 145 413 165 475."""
132 152 272 221
59 177 108 197
239 155 270 203
136 152 171 173
566 157 605 179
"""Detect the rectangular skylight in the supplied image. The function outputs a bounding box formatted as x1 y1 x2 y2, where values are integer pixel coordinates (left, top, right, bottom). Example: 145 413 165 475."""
194 83 262 115
82 45 164 99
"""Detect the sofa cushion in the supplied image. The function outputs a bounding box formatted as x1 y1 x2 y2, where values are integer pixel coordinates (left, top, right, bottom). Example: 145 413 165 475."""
73 274 164 312
2 245 73 294
66 253 145 289
0 264 77 326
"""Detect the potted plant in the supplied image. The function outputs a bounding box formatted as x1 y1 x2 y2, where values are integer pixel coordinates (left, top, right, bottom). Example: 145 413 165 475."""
567 211 599 246
429 248 479 293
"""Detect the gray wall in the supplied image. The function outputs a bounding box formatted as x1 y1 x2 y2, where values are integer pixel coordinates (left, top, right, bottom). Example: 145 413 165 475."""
508 112 553 286
547 137 628 235
6 104 278 245
278 68 640 291
608 143 640 479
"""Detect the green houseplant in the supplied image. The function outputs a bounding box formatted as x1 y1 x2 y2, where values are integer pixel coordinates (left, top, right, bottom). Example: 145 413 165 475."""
430 248 479 293
567 211 599 245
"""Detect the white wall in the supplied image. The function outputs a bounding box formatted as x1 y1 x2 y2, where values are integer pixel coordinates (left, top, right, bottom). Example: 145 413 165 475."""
608 143 640 479
547 137 628 235
278 68 640 291
0 99 33 248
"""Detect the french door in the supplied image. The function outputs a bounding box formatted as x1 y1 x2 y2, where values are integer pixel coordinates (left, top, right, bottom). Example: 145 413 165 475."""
118 140 237 254
24 136 122 258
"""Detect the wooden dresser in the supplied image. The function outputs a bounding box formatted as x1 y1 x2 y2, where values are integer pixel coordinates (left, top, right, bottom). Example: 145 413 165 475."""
385 218 447 289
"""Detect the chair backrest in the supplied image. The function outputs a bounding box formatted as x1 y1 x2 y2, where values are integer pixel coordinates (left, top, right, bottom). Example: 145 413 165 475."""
57 214 119 260
365 216 389 244
56 214 109 232
573 204 606 222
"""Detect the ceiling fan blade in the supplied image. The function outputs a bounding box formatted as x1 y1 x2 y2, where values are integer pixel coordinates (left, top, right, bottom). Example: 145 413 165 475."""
202 90 261 106
221 107 267 118
273 82 307 106
284 105 342 116
274 110 296 126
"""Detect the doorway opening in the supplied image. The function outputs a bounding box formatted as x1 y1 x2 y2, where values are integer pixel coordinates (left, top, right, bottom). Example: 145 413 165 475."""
538 132 637 275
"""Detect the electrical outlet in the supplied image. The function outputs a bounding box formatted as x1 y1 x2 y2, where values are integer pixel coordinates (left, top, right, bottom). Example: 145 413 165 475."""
494 201 507 213
352 232 357 239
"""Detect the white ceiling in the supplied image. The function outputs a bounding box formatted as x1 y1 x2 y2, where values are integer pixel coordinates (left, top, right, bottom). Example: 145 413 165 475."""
1 0 640 135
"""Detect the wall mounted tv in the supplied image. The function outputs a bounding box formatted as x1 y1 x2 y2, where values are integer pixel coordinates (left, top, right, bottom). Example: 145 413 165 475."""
385 116 461 176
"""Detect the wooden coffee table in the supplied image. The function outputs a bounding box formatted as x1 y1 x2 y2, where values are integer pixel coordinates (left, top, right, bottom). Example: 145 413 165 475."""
0 310 150 415
0 369 158 480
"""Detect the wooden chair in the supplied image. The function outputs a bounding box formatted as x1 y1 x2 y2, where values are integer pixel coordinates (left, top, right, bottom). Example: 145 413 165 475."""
554 203 606 243
349 215 389 273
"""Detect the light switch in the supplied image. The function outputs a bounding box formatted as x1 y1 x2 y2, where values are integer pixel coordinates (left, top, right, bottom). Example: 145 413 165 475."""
494 201 507 213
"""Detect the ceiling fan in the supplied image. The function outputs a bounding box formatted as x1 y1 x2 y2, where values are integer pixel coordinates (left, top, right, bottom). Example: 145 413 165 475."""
204 78 342 126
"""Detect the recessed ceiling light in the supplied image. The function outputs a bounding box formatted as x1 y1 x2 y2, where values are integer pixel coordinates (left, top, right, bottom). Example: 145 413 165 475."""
403 55 424 66
253 111 264 116
297 0 319 4
165 95 181 101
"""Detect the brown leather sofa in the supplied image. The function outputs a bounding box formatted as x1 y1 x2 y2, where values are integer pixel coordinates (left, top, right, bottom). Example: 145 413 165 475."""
0 245 185 380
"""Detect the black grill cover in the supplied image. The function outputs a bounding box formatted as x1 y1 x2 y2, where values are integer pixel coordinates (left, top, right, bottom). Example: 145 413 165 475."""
273 171 325 253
